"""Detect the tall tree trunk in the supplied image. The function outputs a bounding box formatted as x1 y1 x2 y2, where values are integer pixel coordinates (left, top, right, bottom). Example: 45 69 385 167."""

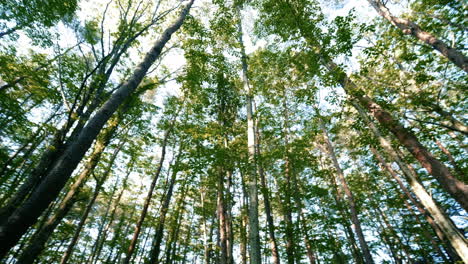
366 209 402 264
325 161 364 264
319 119 374 264
237 7 261 264
123 127 172 264
59 168 110 264
351 101 468 261
225 169 234 264
238 167 249 264
290 166 316 264
372 200 413 262
288 1 468 212
0 1 194 258
325 60 468 212
370 147 457 262
147 147 183 264
15 122 123 264
217 167 229 264
281 92 297 264
88 159 131 264
367 0 468 73
164 184 187 264
255 121 281 264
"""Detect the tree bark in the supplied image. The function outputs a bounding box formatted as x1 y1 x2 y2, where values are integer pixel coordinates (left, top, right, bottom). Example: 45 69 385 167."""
367 0 468 73
237 7 262 264
147 148 182 264
123 126 173 264
87 159 131 264
0 1 194 257
281 92 297 264
15 120 122 264
351 102 468 261
370 146 457 261
325 60 468 212
217 166 229 264
256 122 281 264
289 0 468 212
322 157 364 264
319 119 374 264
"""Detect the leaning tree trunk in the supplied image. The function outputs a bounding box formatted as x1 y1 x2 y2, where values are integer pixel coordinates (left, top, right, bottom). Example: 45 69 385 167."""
323 59 468 213
0 1 194 258
366 0 468 73
14 119 123 264
319 119 375 264
323 156 364 264
351 101 468 261
370 147 457 262
289 0 468 213
59 175 106 264
123 126 173 264
147 148 182 264
86 163 127 264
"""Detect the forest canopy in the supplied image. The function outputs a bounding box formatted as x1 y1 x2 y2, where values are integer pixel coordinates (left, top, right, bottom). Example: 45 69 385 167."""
0 0 466 263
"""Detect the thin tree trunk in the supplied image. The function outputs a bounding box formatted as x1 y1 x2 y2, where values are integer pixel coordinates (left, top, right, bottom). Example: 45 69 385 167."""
435 140 466 180
324 160 364 264
164 185 187 264
256 122 281 264
373 203 413 262
225 170 234 264
147 148 183 264
319 119 374 264
123 127 172 264
367 0 468 73
290 167 316 264
403 199 451 261
59 180 103 264
281 92 297 264
239 168 248 264
86 162 126 264
0 1 194 258
366 209 402 264
237 7 261 264
217 167 229 264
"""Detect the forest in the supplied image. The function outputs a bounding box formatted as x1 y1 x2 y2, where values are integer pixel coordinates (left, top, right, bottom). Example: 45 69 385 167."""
0 0 466 263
